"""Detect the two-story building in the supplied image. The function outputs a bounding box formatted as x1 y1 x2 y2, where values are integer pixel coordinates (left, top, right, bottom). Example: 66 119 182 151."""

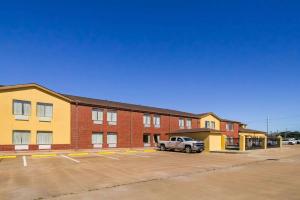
65 94 199 149
0 84 71 151
0 83 267 151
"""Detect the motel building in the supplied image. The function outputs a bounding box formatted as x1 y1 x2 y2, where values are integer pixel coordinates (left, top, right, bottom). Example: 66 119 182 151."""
0 83 281 152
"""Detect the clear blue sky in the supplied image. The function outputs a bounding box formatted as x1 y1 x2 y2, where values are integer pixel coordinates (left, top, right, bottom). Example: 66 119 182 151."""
0 1 299 132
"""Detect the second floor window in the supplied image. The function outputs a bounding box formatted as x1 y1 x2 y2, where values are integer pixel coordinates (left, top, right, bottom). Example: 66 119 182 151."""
179 118 185 129
92 109 103 124
153 115 160 128
13 100 31 120
37 103 53 121
205 121 216 129
186 119 192 129
143 114 151 127
205 121 210 128
226 123 234 131
107 111 117 125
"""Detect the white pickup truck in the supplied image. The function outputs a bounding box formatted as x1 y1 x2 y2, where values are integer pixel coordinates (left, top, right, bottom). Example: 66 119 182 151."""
158 136 204 153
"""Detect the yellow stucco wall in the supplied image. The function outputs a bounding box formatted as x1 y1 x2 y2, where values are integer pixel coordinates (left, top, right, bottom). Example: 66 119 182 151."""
199 115 220 130
209 135 222 151
0 87 71 145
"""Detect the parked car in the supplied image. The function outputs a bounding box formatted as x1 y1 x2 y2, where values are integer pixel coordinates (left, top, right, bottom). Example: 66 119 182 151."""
158 136 204 153
294 139 300 144
282 138 297 145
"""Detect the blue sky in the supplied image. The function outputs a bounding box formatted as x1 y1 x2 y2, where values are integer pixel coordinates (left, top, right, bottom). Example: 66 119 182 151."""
0 1 299 132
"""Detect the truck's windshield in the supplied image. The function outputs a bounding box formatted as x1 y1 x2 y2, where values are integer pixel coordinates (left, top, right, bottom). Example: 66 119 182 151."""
183 137 194 141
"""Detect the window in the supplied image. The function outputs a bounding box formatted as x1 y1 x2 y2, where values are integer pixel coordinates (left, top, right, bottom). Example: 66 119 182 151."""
143 134 151 146
205 121 211 128
92 133 103 148
143 114 151 127
226 123 234 131
153 115 160 128
37 132 52 145
205 121 216 129
211 121 216 129
107 133 117 147
177 137 183 142
13 100 31 120
107 111 117 125
13 131 30 145
92 109 103 124
37 103 53 121
186 119 192 129
170 137 176 141
179 118 185 129
154 134 160 143
92 133 103 144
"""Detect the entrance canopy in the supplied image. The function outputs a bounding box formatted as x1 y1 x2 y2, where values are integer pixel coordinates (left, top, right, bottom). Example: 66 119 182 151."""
168 128 222 151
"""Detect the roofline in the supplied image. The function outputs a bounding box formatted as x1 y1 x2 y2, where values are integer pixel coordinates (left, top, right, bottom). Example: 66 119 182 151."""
62 94 199 118
197 112 222 120
220 118 242 123
0 83 72 102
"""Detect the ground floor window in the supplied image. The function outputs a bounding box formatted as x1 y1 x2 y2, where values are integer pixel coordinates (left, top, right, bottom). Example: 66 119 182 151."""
13 131 30 145
143 134 151 146
92 132 103 148
107 133 117 148
153 134 160 143
37 132 53 145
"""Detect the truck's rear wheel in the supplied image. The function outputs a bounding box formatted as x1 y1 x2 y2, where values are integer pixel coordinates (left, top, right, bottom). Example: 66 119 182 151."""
185 146 192 153
160 144 166 151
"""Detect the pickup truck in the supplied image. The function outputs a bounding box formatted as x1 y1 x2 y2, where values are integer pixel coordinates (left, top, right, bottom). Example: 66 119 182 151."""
158 136 204 153
282 138 297 145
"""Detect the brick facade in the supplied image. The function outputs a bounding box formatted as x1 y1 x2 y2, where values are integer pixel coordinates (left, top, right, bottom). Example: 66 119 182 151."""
71 104 199 149
220 121 240 138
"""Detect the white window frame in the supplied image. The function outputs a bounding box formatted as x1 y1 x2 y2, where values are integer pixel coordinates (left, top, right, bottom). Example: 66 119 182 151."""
186 119 192 129
179 118 185 129
37 103 53 122
13 131 30 150
92 109 103 124
13 100 31 120
37 131 52 149
143 134 151 147
107 111 117 125
211 121 216 129
143 114 151 127
92 132 103 148
226 123 234 131
107 132 117 148
205 121 211 129
153 115 160 128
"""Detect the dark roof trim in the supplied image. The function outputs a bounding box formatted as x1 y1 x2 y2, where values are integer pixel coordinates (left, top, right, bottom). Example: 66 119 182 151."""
221 118 241 123
62 94 199 118
169 128 222 134
197 112 221 120
239 128 266 134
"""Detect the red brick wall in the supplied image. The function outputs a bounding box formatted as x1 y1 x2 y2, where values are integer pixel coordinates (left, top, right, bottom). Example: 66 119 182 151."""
220 121 239 138
71 104 199 149
0 144 71 151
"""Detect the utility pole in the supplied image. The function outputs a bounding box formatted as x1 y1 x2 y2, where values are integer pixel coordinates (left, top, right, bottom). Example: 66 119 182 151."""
267 116 269 135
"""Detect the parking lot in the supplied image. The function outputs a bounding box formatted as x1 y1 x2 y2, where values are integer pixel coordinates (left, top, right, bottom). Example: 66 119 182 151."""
1 146 300 200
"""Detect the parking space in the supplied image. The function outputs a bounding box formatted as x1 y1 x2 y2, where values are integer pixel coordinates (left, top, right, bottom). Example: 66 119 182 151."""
1 146 300 200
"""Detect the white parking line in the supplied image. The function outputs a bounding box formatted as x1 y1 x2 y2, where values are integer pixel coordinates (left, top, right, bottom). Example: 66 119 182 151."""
22 156 27 167
96 154 120 160
60 155 80 163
